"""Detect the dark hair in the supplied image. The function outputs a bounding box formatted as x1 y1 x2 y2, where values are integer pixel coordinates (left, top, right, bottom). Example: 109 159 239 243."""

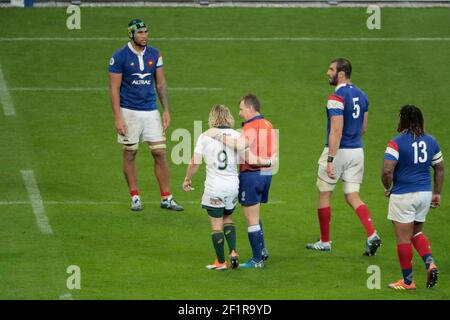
397 105 425 138
331 58 352 79
239 93 260 112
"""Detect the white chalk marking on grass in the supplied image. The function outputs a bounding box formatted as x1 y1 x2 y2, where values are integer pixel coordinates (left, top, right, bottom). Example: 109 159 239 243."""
0 37 449 42
153 37 450 42
3 87 223 92
0 200 286 206
0 201 30 205
20 170 53 235
59 293 73 300
0 64 15 116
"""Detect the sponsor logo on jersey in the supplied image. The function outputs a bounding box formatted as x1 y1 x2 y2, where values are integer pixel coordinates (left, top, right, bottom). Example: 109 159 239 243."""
131 73 152 85
132 73 152 79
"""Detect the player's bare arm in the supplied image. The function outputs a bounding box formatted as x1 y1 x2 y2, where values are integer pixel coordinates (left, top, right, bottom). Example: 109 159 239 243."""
362 112 369 135
431 161 444 208
244 149 278 167
109 72 126 136
204 128 249 151
155 67 170 130
245 129 278 167
183 153 202 192
381 159 397 197
327 115 343 179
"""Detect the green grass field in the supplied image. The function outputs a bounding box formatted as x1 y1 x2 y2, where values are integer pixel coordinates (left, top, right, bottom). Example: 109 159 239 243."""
0 6 449 300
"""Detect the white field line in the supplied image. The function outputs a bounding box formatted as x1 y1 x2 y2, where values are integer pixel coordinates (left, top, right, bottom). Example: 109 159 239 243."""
59 293 73 300
5 2 450 9
0 37 449 42
0 64 16 116
20 170 53 235
1 87 223 92
0 200 287 206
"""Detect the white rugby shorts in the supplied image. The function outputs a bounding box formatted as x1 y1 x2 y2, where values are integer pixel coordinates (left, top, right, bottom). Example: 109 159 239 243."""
201 192 239 210
117 108 165 145
388 191 432 223
316 147 364 193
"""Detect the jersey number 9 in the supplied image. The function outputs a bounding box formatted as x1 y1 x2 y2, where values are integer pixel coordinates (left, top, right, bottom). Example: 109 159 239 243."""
217 150 228 170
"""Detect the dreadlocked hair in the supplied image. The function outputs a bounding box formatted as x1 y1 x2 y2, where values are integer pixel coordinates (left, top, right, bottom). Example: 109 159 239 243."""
397 105 425 139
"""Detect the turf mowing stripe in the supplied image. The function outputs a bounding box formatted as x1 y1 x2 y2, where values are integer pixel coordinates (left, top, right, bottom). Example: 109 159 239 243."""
4 87 224 91
0 64 16 116
0 200 286 205
0 37 449 41
20 170 53 235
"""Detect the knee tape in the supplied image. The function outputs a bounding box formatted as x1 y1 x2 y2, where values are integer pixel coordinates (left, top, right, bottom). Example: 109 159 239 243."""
123 143 138 151
149 143 166 150
343 182 361 194
316 178 336 192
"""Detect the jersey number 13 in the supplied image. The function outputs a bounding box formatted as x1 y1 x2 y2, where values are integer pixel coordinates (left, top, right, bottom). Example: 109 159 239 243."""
412 141 427 164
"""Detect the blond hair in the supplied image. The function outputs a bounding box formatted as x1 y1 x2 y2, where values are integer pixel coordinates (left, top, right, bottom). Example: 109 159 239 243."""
208 104 235 128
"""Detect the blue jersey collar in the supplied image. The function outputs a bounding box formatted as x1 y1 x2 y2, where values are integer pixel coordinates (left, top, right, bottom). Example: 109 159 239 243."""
242 114 264 126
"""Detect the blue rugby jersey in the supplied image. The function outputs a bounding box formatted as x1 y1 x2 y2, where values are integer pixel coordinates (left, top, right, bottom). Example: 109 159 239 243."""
384 132 443 194
108 42 163 111
325 83 369 148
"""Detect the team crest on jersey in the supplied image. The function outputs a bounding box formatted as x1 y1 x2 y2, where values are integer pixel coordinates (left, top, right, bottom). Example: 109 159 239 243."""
148 60 154 67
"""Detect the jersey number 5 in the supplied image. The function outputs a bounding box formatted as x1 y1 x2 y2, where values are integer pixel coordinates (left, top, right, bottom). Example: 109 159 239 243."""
352 97 360 119
412 141 427 164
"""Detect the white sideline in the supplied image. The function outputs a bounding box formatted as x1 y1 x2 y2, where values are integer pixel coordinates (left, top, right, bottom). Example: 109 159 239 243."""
0 64 16 116
0 200 286 206
0 37 449 42
2 1 449 9
20 170 53 235
1 87 223 92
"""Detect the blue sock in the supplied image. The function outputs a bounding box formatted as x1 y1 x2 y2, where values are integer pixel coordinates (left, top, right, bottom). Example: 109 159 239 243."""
402 268 413 285
422 254 434 270
248 224 262 262
259 219 266 250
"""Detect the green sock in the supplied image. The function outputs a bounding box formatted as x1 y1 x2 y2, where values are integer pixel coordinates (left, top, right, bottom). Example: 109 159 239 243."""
224 223 236 254
211 231 225 263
